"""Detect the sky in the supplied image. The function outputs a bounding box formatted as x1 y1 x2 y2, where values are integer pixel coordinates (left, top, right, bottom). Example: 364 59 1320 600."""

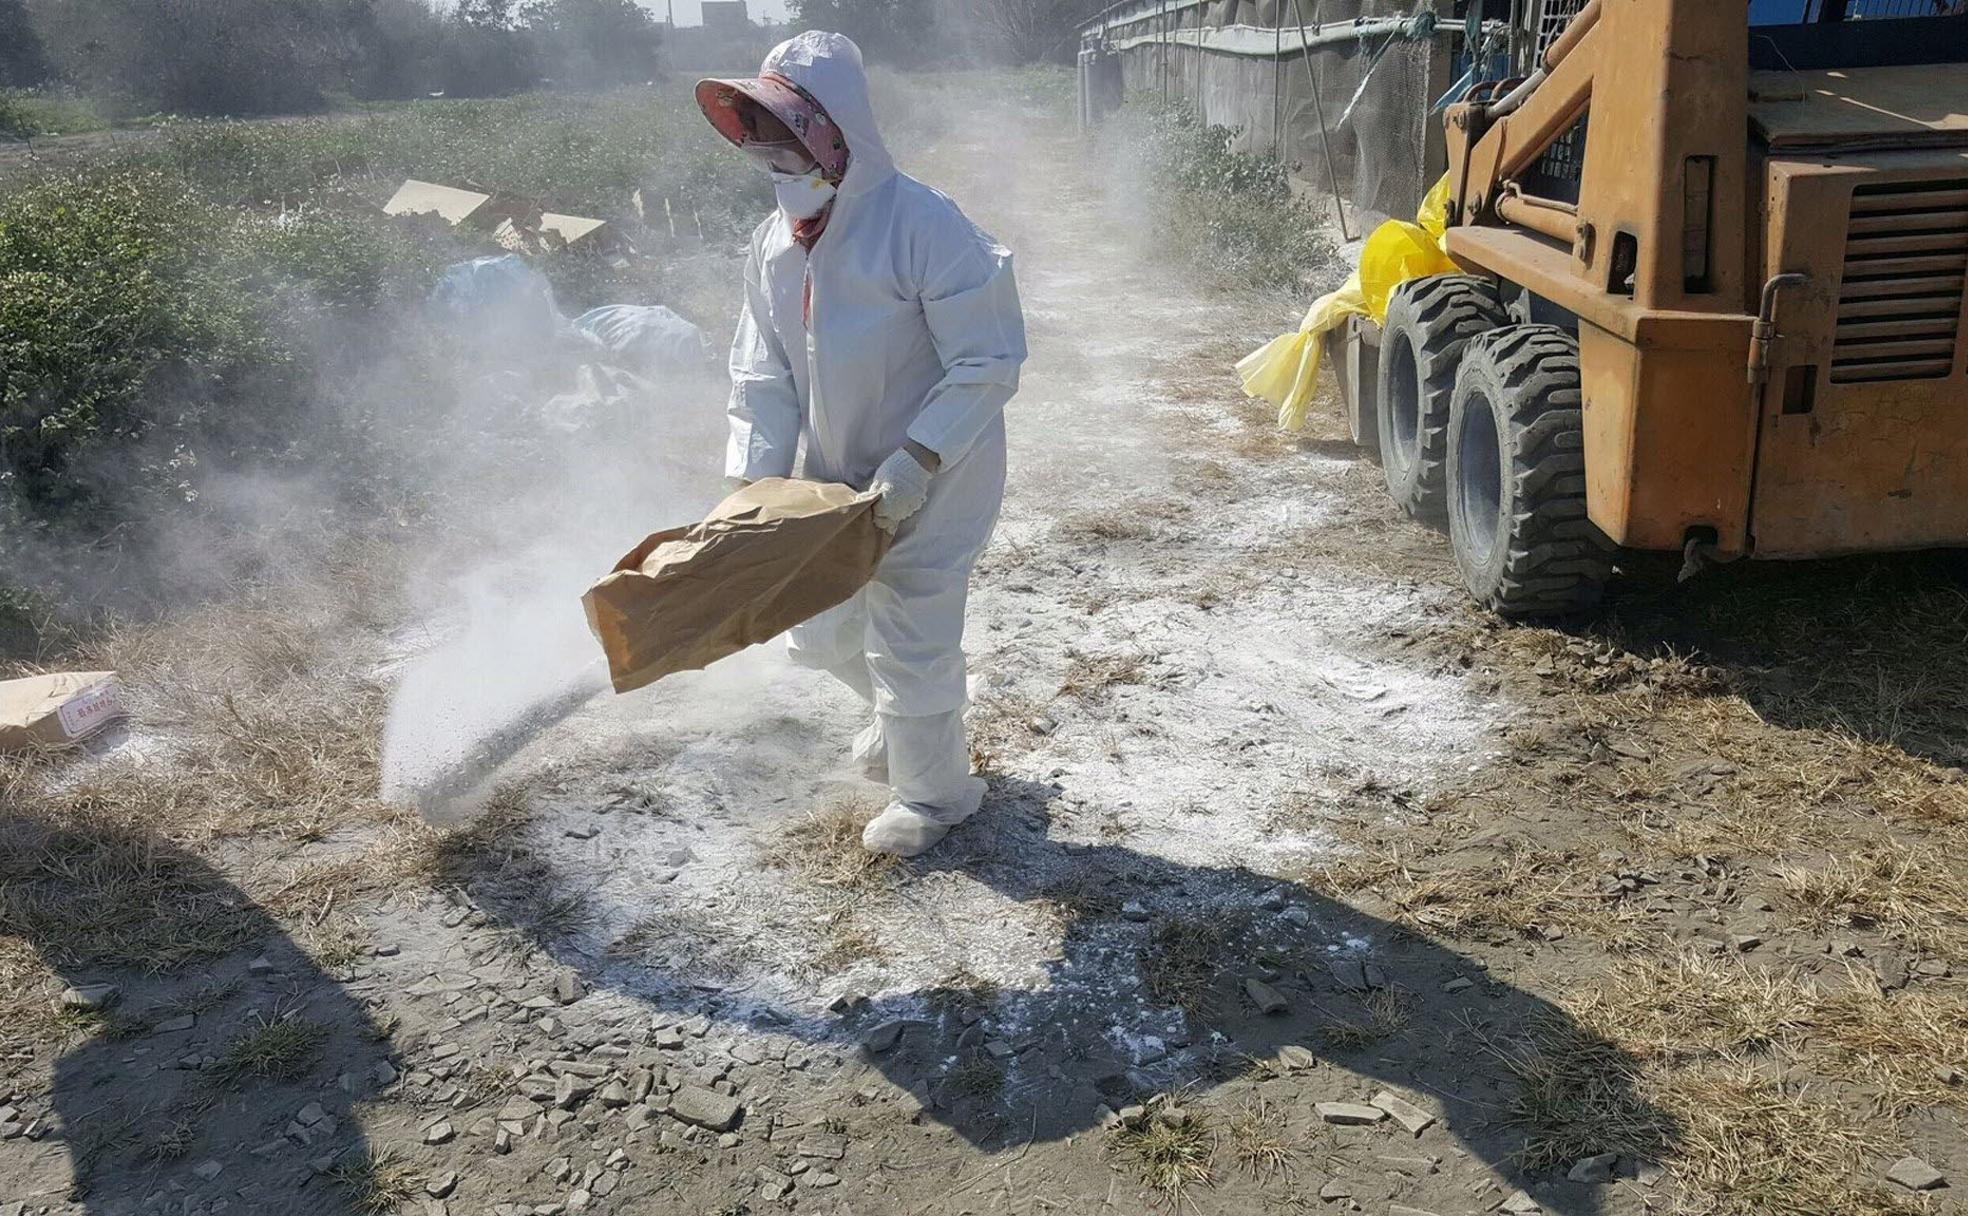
633 0 792 26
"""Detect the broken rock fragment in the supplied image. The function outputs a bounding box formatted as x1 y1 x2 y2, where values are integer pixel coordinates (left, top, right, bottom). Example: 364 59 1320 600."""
1885 1156 1946 1192
860 1019 923 1054
668 1085 742 1132
1567 1151 1618 1183
59 984 119 1011
1314 1101 1386 1126
1369 1090 1436 1136
1243 978 1289 1015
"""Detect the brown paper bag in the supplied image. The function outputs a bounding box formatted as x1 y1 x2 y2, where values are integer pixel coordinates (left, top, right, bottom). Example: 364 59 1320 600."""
582 478 889 694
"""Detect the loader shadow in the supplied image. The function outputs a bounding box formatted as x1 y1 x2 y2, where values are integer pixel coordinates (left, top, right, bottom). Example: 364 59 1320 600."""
499 774 1675 1216
0 808 392 1216
1598 548 1968 767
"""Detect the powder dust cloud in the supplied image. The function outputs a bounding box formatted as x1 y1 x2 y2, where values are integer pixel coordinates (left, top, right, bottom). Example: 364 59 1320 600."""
377 545 612 820
371 340 733 819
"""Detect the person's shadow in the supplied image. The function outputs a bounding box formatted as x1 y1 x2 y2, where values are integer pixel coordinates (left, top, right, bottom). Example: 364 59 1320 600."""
1 802 393 1216
483 773 1676 1216
831 778 1673 1213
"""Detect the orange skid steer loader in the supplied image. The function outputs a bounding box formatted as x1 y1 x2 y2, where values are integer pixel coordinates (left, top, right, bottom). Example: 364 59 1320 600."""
1325 0 1968 616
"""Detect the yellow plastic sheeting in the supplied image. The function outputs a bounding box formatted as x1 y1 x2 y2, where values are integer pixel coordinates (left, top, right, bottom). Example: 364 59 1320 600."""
1233 284 1363 432
1237 176 1457 431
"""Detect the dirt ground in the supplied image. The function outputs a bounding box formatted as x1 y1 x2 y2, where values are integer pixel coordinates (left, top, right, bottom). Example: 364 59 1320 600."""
5 79 1968 1216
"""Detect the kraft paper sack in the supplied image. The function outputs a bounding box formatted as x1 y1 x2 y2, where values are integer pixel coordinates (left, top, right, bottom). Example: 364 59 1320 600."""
583 478 889 694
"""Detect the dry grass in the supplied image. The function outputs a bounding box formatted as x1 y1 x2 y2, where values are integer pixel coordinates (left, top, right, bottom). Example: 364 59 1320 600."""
1036 869 1120 926
156 978 243 1020
1659 1064 1918 1216
1177 458 1237 492
295 913 373 973
138 1109 206 1165
1494 947 1958 1214
1298 836 1410 895
966 688 1051 772
948 1055 1005 1101
800 916 887 976
0 772 272 1038
1582 953 1817 1057
1485 1011 1677 1176
1139 914 1233 1018
1815 981 1968 1114
1109 1110 1215 1203
374 780 613 957
1053 499 1193 548
763 796 898 894
209 1009 330 1087
384 779 537 886
610 904 755 982
1572 947 1968 1115
1317 987 1412 1052
1777 844 1968 957
329 1147 423 1216
1343 835 1620 946
1057 651 1152 702
0 569 434 1053
86 588 396 843
1226 1098 1294 1180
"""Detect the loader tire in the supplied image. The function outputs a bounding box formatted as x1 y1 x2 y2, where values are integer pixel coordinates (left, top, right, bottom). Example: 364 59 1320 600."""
1446 324 1612 617
1375 275 1508 520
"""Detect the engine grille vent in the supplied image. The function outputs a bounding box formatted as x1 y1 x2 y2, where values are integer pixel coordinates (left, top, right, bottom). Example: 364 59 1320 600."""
1832 178 1968 384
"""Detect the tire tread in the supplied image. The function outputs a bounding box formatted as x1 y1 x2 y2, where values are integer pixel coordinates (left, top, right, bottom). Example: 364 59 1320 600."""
1377 275 1509 518
1450 325 1611 616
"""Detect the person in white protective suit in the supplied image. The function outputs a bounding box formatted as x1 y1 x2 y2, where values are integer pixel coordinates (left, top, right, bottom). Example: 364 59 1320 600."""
695 32 1027 857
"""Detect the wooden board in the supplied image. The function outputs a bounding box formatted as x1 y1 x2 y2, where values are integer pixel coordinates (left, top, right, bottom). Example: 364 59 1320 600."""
1751 64 1968 151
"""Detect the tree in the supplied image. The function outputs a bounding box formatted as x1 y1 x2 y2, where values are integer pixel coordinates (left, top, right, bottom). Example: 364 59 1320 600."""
790 0 943 65
30 0 370 115
521 0 664 88
954 0 1106 62
0 0 48 88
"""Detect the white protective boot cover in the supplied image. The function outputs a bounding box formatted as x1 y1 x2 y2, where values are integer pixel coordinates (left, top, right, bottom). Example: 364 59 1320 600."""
861 709 984 857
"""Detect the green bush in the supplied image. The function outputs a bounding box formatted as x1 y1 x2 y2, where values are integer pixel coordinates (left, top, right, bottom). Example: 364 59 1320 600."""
0 88 105 138
0 84 770 622
1122 103 1335 290
0 171 449 527
20 0 664 120
123 88 765 225
0 92 29 138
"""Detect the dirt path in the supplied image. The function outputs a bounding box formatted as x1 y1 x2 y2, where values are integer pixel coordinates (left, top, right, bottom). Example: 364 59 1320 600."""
6 76 1967 1216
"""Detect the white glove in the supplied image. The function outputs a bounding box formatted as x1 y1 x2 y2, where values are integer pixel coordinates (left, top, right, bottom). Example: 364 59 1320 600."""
869 446 934 533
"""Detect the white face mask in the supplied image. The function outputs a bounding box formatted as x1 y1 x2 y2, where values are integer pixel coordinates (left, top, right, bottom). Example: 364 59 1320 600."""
772 170 836 221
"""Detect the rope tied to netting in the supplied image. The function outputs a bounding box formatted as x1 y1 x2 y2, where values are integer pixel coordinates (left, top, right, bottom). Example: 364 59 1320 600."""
1331 5 1438 134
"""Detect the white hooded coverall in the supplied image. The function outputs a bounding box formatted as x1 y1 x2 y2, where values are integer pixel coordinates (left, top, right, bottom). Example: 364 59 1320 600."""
723 32 1027 845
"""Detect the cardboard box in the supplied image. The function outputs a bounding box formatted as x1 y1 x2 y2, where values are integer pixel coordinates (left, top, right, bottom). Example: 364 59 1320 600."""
0 671 126 752
383 179 497 227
